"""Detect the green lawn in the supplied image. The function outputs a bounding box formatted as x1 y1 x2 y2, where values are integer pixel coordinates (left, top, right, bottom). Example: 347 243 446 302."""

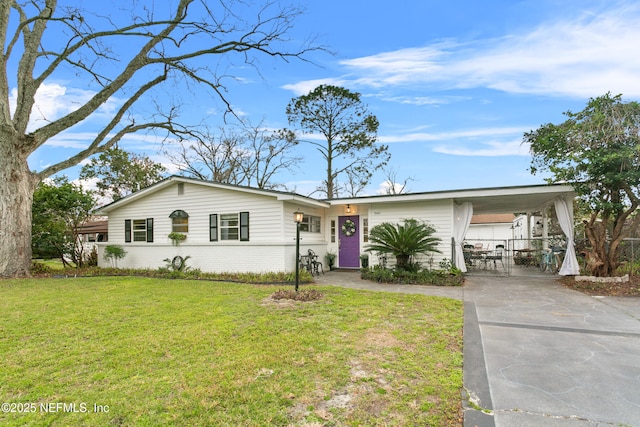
0 277 463 426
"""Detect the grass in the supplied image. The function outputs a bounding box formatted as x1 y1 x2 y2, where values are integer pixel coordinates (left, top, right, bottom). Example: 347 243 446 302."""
32 259 66 270
0 277 463 426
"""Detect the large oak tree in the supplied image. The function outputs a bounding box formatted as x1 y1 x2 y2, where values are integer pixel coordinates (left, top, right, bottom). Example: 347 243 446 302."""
0 0 314 277
525 93 640 276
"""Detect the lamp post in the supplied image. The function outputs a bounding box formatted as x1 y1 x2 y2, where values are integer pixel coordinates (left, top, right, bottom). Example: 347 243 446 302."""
294 211 304 292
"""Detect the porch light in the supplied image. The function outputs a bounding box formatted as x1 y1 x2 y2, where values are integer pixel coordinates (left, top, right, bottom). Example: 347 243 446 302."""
346 204 351 214
294 211 304 292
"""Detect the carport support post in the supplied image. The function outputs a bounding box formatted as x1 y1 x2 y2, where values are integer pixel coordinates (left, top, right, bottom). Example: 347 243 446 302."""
451 237 456 269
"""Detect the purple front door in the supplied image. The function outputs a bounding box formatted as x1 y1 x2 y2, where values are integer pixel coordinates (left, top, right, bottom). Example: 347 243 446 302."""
338 216 360 268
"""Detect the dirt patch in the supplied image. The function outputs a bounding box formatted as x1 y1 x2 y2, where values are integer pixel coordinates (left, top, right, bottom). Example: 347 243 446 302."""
361 329 402 349
559 275 640 297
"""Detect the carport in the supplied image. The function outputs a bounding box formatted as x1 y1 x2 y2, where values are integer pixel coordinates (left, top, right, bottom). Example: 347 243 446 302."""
452 184 580 277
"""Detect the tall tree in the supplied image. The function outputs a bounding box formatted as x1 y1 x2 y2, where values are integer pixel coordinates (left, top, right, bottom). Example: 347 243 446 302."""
32 177 96 267
380 166 414 195
165 122 300 189
0 0 315 277
525 93 640 276
285 85 390 199
79 148 167 202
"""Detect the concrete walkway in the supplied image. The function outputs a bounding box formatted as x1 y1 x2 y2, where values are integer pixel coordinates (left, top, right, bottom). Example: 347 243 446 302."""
313 271 640 427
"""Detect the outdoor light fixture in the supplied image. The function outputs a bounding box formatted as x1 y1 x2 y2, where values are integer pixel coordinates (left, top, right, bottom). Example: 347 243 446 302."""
346 204 351 214
294 211 304 292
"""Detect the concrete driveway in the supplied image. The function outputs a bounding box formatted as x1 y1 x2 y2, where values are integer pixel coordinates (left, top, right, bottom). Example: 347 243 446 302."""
314 271 640 426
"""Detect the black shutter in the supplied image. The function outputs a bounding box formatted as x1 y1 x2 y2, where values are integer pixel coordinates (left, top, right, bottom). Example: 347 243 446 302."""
125 220 131 243
146 218 154 242
209 214 218 241
240 212 249 241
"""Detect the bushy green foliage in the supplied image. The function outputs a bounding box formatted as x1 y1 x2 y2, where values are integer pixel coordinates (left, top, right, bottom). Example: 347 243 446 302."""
526 93 640 276
32 177 96 266
79 148 167 202
361 264 464 286
103 245 127 268
29 264 315 284
366 219 441 270
30 261 55 275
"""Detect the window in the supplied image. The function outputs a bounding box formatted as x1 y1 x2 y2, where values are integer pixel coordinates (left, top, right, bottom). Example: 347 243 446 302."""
169 210 189 233
125 218 153 242
133 219 147 242
300 215 321 233
220 213 239 240
363 218 369 243
331 220 336 243
210 212 250 241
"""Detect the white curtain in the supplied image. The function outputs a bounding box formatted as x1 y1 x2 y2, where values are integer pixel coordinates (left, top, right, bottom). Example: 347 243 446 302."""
453 202 473 272
554 196 580 275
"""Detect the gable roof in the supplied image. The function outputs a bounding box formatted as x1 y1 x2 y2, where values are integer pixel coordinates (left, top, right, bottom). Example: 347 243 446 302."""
95 177 575 217
94 175 330 214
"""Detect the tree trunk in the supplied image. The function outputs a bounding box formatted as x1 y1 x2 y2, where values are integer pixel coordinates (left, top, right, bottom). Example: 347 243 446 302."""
0 147 37 278
584 219 618 277
396 254 410 270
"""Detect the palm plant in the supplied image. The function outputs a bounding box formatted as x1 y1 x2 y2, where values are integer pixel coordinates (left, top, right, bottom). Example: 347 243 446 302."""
366 219 441 270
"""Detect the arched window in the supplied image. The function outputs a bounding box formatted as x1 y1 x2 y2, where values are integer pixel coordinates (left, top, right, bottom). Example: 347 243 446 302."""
169 210 189 233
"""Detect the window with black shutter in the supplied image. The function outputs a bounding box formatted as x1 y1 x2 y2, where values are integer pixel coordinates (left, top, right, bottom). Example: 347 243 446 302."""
209 214 218 241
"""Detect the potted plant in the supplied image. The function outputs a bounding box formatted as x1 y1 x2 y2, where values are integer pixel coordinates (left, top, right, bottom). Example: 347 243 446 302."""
325 251 336 271
360 253 369 268
168 232 187 246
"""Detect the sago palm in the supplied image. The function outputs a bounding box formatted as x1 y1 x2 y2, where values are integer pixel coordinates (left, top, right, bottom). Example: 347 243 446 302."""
366 219 441 270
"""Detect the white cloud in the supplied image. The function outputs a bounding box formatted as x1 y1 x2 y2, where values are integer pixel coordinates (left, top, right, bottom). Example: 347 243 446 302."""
287 2 640 98
375 180 407 195
10 82 122 132
433 139 529 157
281 77 350 95
378 126 528 144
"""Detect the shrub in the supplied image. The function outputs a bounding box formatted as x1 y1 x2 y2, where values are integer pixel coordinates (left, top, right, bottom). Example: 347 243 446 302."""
361 265 463 286
366 219 441 271
103 245 127 268
86 247 98 267
31 261 55 275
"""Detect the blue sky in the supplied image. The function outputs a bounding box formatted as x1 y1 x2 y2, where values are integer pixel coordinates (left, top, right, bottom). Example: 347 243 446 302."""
22 0 640 196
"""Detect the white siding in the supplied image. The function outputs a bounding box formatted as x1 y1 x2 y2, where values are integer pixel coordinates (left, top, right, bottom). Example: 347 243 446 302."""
283 202 328 271
466 223 512 244
366 199 453 269
99 182 296 273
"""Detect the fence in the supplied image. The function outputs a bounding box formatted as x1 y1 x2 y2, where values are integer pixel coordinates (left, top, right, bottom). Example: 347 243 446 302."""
575 238 640 276
457 237 640 277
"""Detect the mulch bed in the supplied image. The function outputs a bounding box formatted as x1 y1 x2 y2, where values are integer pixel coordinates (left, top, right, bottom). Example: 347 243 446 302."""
559 275 640 297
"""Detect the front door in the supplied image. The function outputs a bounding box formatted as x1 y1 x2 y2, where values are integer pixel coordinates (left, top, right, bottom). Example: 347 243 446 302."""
338 216 360 268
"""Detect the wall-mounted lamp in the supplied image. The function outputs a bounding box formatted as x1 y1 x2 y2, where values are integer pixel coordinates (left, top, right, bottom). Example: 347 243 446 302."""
346 204 351 214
